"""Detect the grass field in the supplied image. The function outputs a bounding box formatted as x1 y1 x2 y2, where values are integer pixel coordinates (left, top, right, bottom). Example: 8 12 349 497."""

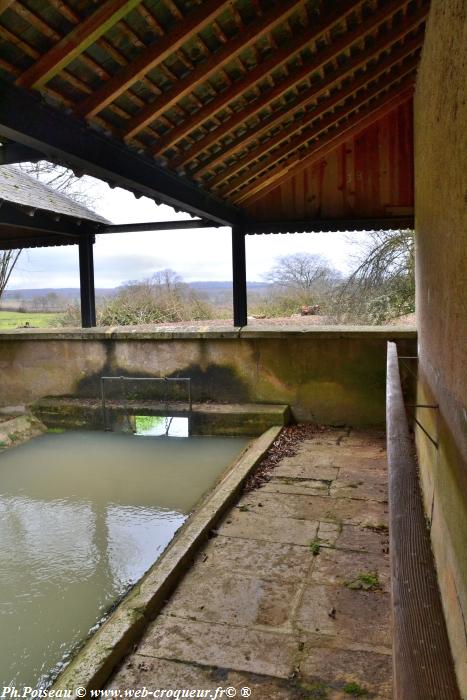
0 310 63 329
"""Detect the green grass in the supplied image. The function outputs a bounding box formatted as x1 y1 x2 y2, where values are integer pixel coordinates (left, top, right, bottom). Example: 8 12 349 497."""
344 570 381 591
343 682 368 696
0 311 63 329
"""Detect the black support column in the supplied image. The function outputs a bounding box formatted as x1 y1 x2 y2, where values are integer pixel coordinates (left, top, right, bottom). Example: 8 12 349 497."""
231 225 247 327
78 234 96 328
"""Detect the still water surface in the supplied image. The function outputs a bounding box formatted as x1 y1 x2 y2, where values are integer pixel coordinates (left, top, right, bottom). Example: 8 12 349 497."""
0 431 248 687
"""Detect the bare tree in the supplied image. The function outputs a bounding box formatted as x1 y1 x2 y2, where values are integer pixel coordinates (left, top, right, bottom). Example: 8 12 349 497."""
345 229 414 290
19 161 95 206
266 253 337 291
337 229 415 323
0 250 22 300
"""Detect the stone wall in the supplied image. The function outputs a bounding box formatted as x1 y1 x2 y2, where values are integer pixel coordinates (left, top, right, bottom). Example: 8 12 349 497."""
0 327 416 427
414 0 467 692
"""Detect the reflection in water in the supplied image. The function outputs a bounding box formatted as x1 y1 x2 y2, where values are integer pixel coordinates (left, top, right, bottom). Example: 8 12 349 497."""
0 431 247 687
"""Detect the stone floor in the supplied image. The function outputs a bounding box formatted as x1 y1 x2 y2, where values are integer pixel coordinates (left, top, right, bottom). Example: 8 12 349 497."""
107 428 391 699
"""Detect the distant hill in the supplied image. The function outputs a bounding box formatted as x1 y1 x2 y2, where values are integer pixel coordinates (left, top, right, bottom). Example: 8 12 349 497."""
1 281 271 310
2 288 115 301
3 281 269 299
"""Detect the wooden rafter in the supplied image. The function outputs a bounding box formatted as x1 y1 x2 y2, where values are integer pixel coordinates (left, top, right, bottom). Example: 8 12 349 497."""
0 0 14 15
75 0 233 119
157 0 373 162
189 7 427 178
235 84 415 206
121 0 307 141
212 52 419 196
15 0 143 89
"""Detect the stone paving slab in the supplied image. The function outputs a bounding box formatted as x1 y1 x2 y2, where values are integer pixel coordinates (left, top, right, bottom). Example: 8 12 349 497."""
193 535 312 582
106 428 393 697
260 477 330 497
108 657 295 699
137 616 299 679
217 509 319 546
236 491 389 527
330 470 388 502
274 461 339 481
163 568 300 629
308 548 390 592
335 523 390 554
295 583 391 648
300 643 392 699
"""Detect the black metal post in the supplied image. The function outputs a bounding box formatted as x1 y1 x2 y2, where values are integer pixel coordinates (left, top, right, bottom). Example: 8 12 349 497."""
79 234 96 328
231 225 247 327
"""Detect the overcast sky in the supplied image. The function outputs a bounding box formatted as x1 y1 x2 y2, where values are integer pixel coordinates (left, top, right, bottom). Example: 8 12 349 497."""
8 175 369 289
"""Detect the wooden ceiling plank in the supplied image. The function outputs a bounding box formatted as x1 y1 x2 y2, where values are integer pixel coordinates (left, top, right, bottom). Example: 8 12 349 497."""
238 88 414 207
0 25 40 60
164 0 183 22
16 0 144 89
76 0 232 119
53 1 165 103
211 46 420 194
212 19 228 44
228 72 416 204
24 0 166 113
121 0 308 141
0 0 15 15
191 14 426 178
159 0 401 164
47 0 79 24
137 3 165 35
12 2 60 41
220 63 417 200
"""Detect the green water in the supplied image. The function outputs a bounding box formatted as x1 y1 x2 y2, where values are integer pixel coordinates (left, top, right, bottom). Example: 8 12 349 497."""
0 431 248 687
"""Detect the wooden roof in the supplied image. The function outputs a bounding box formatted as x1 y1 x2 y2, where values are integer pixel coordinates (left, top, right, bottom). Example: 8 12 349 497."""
0 165 108 249
0 164 108 222
0 0 428 227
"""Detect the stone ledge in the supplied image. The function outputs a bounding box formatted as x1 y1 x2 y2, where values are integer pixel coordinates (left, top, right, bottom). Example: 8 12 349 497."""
0 325 417 341
32 398 291 436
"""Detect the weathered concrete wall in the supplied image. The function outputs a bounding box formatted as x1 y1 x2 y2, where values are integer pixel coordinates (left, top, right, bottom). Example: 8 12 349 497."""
414 0 467 692
0 327 416 427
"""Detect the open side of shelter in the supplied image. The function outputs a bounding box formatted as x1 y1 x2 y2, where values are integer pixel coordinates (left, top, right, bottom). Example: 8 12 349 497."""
0 0 421 326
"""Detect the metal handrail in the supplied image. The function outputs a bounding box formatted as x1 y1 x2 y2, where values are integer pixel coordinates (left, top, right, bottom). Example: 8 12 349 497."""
386 342 460 699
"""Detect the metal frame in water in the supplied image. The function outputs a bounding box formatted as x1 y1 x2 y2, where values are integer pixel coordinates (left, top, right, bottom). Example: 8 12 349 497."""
100 376 192 434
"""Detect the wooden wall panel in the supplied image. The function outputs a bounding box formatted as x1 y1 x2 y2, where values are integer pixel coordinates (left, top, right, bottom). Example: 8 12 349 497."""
245 99 414 222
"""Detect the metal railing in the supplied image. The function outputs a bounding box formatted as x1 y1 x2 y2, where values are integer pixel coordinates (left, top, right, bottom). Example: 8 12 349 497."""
386 342 460 699
100 376 192 433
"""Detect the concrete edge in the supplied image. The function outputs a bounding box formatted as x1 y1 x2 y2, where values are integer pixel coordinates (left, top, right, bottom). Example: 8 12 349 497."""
0 326 417 341
51 425 283 694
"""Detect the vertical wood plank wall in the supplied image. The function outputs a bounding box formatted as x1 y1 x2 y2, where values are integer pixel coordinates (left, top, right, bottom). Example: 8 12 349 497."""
246 100 414 222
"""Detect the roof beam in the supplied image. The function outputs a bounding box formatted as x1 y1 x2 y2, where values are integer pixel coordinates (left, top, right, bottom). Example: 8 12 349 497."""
215 52 419 197
76 0 232 119
121 0 307 141
244 217 415 234
154 2 366 161
0 80 242 226
100 219 220 233
0 0 14 16
0 143 44 164
188 8 427 177
238 87 414 207
0 201 95 237
16 0 143 90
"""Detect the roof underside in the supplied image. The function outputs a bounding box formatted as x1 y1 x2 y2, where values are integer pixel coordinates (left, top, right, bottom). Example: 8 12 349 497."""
0 0 427 227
